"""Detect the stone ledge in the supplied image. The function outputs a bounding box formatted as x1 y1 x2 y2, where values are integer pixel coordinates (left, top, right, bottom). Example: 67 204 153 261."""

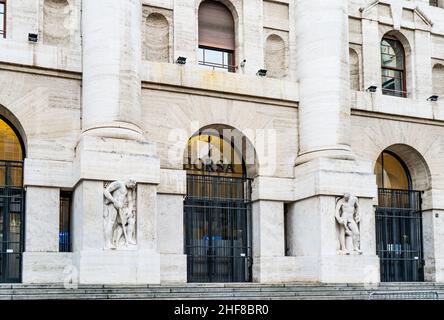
157 169 186 195
22 252 74 284
251 176 294 202
75 250 161 285
73 135 160 184
294 158 377 200
141 61 299 103
24 158 73 188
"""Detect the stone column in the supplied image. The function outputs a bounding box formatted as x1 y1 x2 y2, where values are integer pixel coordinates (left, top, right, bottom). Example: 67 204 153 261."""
73 0 161 284
295 0 353 164
82 0 143 140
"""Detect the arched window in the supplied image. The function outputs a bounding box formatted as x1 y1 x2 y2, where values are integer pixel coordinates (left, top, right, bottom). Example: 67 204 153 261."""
198 1 235 72
381 37 406 97
375 151 410 190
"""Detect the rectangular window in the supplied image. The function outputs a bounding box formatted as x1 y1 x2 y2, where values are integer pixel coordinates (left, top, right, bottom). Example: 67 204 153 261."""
0 1 6 38
430 0 439 7
59 191 72 252
382 69 405 97
198 47 235 73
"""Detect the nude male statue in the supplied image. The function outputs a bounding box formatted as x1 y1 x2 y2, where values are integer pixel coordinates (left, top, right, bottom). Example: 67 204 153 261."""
335 193 361 254
103 179 137 249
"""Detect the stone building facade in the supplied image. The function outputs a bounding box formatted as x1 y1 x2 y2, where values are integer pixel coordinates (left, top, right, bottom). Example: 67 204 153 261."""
0 0 444 285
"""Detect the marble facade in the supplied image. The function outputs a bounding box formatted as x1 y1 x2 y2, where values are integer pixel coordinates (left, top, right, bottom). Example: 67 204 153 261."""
0 0 444 285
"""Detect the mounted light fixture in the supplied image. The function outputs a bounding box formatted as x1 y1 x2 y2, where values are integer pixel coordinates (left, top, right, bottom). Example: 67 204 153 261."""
256 69 267 77
176 56 187 65
28 33 38 43
366 85 377 93
427 95 439 102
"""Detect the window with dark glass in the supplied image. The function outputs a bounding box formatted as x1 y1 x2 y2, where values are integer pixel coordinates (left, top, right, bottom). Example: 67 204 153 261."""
430 0 444 8
59 191 72 252
381 37 407 97
0 1 6 38
198 1 235 72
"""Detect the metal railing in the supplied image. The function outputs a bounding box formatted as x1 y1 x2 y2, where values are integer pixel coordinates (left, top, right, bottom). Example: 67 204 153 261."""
184 174 252 283
376 189 424 282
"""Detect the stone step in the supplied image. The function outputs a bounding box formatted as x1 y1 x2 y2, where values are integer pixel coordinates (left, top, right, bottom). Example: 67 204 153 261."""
0 283 442 300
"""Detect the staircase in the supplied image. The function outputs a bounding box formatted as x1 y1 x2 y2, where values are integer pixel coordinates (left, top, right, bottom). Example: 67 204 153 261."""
0 283 443 300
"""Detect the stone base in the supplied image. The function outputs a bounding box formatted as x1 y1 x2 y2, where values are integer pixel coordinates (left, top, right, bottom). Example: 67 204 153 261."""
22 252 74 284
432 258 444 282
319 255 380 283
253 255 380 284
160 254 187 283
253 257 316 283
75 250 160 284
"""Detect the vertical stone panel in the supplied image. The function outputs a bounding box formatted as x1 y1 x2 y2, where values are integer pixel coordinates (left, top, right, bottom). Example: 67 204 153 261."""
25 187 60 252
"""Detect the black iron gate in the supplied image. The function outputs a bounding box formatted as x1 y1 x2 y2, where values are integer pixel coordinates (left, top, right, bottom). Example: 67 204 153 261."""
0 161 25 283
184 174 252 283
376 188 424 282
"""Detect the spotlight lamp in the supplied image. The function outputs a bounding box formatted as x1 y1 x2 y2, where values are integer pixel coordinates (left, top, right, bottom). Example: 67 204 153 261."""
256 69 267 77
176 56 187 65
366 85 378 93
28 33 38 43
427 95 439 102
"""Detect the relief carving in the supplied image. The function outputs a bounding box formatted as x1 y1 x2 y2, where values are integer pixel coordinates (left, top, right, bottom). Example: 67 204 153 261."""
335 193 362 255
103 179 137 250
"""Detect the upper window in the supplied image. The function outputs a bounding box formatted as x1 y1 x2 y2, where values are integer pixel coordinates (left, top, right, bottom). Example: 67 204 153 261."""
198 1 235 72
0 1 6 38
430 0 444 8
381 37 406 97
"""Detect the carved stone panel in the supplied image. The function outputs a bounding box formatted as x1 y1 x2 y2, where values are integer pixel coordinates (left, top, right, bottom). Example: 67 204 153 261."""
103 179 137 250
335 193 362 255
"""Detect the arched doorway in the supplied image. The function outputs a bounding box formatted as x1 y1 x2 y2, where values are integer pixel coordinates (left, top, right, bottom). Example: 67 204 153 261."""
375 150 424 282
183 126 253 282
0 117 25 283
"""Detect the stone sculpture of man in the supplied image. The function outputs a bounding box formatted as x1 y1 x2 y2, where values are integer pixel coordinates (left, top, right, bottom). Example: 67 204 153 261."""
103 179 137 249
335 193 361 255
